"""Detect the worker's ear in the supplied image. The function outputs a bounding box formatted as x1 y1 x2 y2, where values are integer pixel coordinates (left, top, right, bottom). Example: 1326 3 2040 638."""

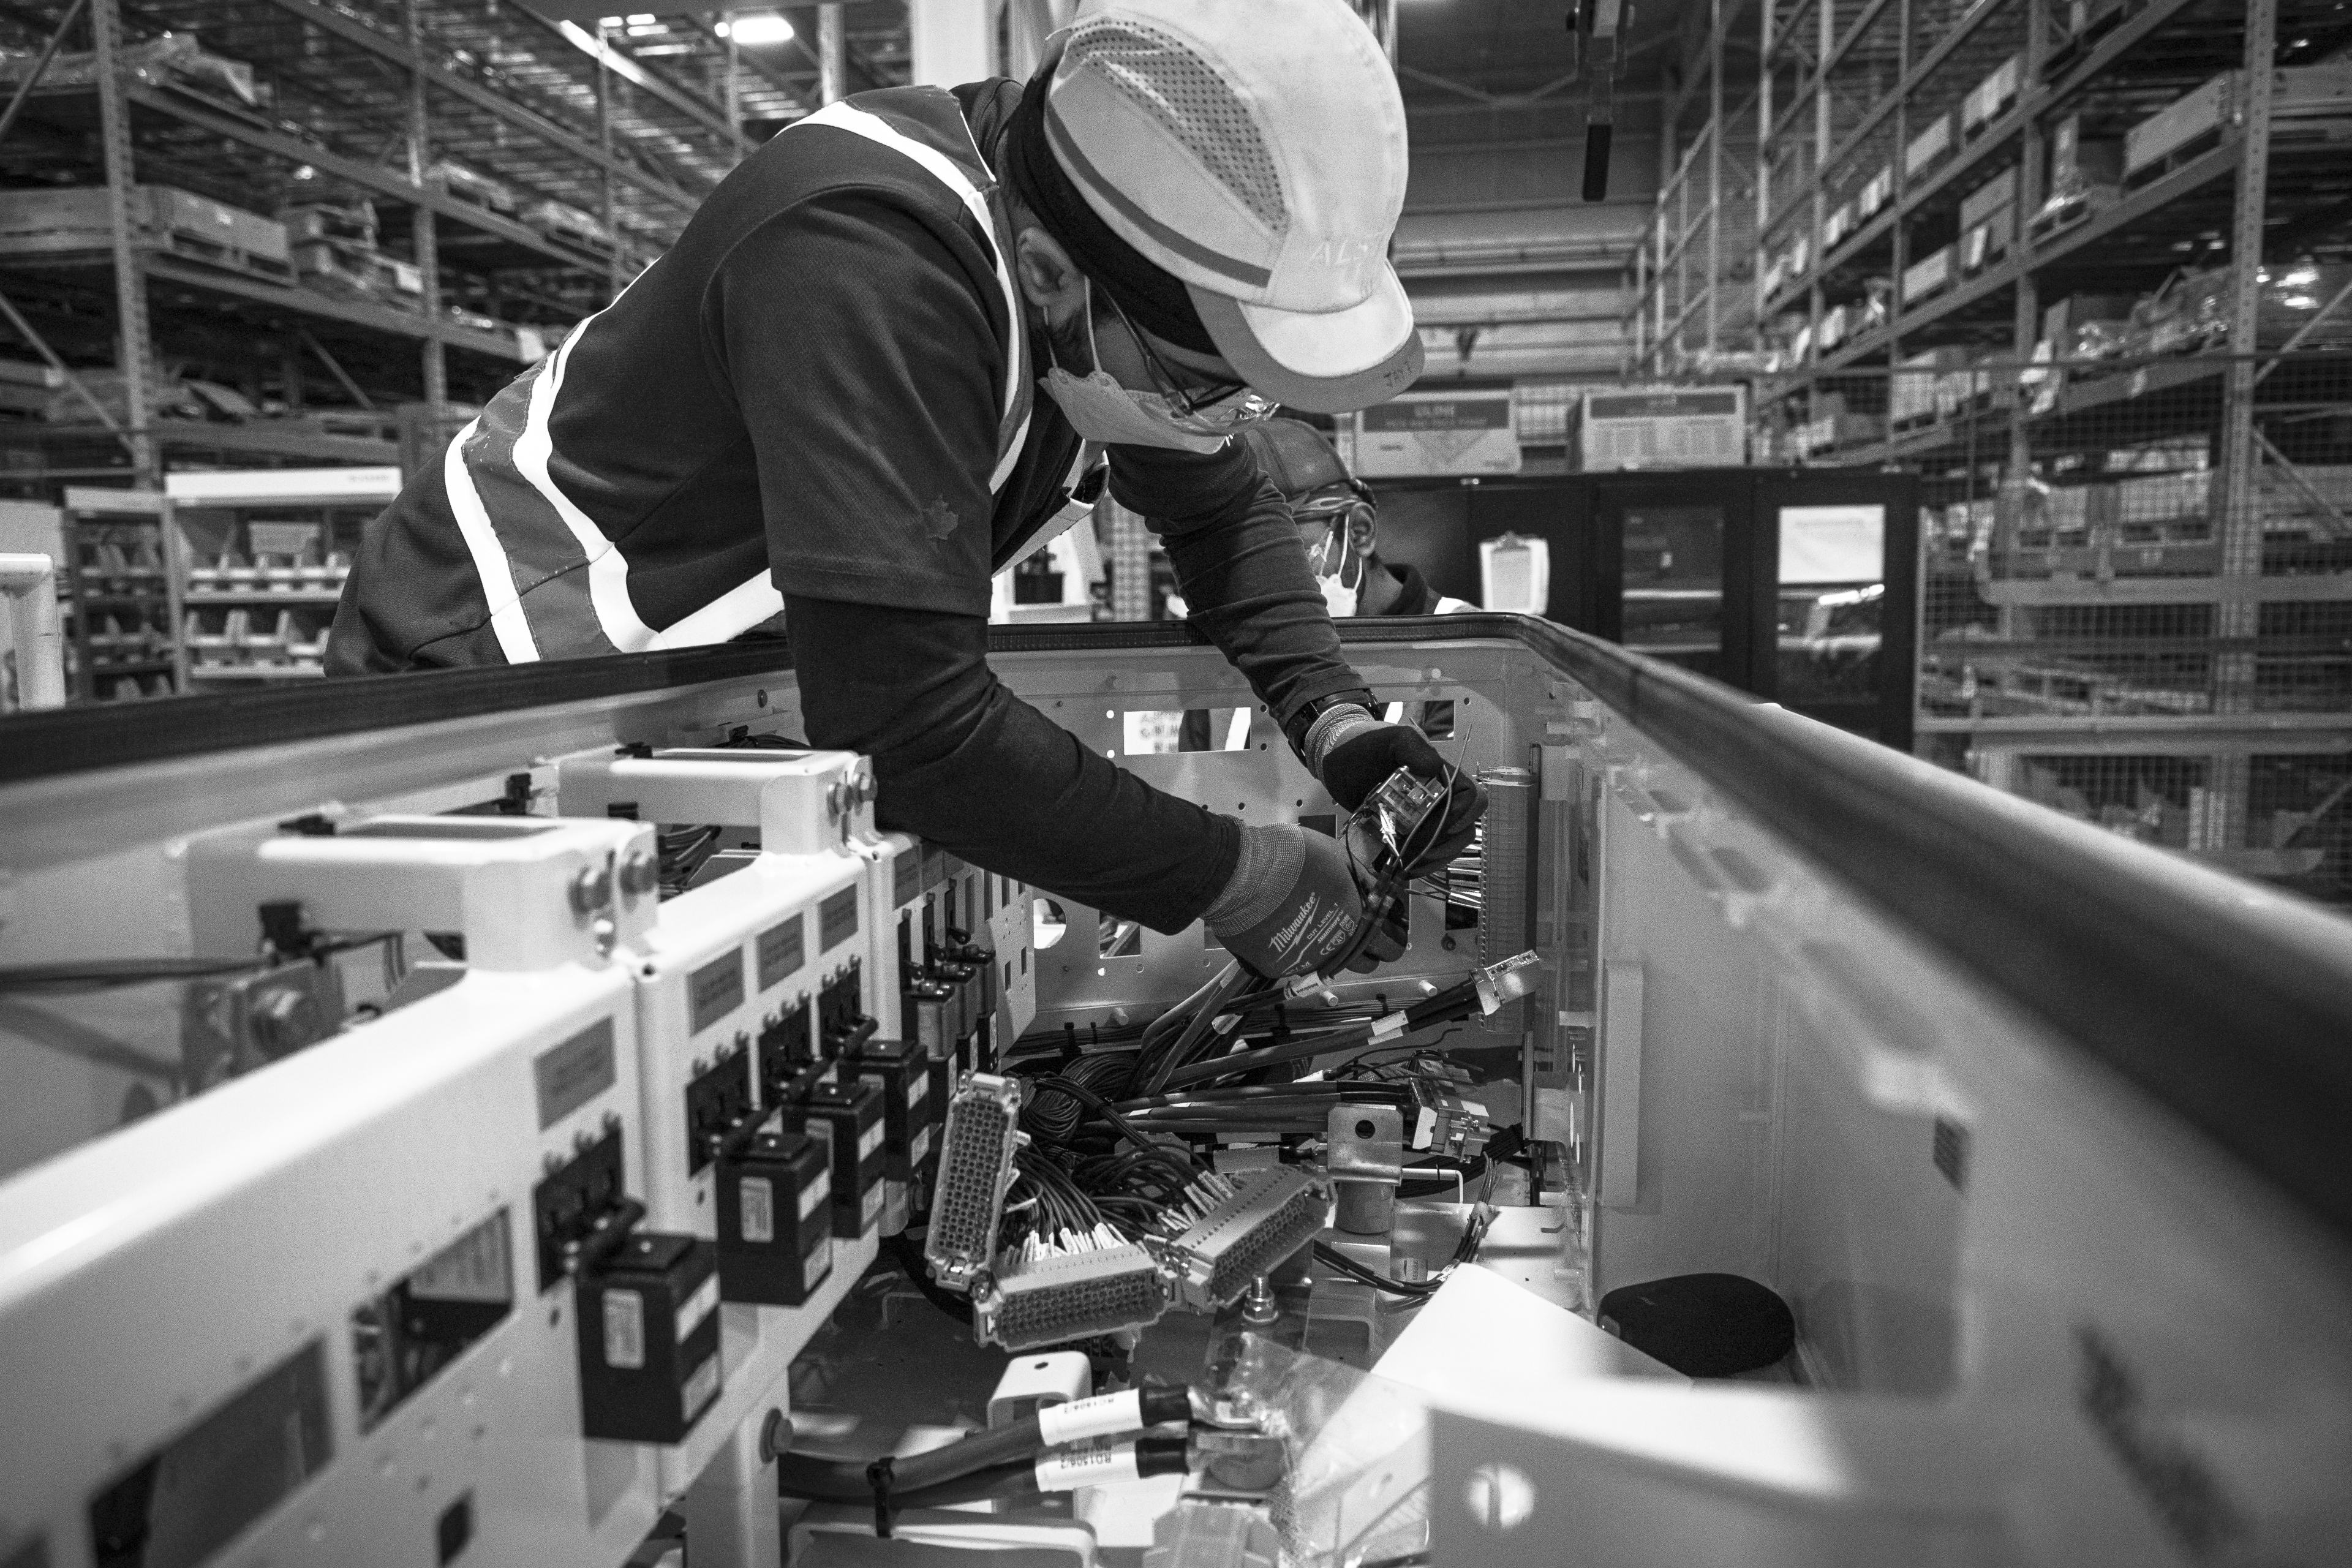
1348 502 1379 556
1014 227 1088 328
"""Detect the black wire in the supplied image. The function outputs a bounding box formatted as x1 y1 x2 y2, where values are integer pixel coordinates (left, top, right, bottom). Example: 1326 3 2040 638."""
0 956 268 992
1313 1242 1440 1297
1032 1074 1205 1174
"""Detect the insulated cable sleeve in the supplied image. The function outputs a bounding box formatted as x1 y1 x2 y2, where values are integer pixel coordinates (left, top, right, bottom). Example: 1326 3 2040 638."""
775 1421 1044 1501
775 1385 1194 1502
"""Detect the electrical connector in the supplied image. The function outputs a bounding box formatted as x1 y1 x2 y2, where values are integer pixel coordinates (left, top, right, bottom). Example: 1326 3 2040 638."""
1472 949 1542 1014
973 1237 1170 1351
1163 1168 1332 1311
923 1072 1025 1294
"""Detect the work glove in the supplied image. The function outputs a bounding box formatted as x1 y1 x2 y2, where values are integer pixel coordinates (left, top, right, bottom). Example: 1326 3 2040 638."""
1304 706 1487 876
1204 823 1398 979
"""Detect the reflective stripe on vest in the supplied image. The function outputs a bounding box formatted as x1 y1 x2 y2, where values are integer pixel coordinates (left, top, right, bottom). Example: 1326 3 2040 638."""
437 88 1032 662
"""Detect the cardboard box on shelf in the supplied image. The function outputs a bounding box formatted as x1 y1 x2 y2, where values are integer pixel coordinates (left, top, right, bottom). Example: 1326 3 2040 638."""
1825 198 1857 249
1962 55 2023 135
1960 168 2019 232
1891 348 1969 428
1902 244 1955 304
1905 111 1954 177
1859 165 1895 217
1962 209 2016 273
2126 73 2237 178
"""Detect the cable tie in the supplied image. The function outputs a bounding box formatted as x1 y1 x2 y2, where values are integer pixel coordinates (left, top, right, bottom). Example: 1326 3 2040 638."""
865 1456 895 1539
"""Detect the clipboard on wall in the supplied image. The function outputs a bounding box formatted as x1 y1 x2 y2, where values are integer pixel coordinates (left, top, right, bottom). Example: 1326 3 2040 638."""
1479 532 1550 615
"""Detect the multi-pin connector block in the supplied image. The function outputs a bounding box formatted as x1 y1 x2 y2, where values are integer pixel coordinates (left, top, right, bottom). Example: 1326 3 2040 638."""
973 1235 1171 1351
1165 1167 1333 1311
922 1072 1025 1293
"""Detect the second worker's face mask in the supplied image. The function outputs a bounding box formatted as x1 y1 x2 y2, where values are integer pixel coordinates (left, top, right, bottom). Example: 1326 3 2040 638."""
1302 501 1368 617
1039 282 1260 455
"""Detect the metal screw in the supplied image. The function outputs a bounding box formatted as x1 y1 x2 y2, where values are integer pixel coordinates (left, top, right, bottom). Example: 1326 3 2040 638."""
570 863 611 916
617 850 658 899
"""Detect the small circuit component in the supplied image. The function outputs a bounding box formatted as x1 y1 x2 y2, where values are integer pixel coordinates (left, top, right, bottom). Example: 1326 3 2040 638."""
974 1233 1170 1352
924 1072 1025 1294
1163 1167 1332 1311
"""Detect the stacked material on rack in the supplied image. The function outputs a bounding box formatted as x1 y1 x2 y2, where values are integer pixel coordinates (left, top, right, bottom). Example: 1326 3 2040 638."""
0 185 288 279
423 159 519 216
0 29 257 107
522 197 615 252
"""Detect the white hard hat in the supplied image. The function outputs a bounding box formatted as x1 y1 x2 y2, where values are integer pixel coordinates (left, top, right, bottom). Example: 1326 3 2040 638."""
1041 0 1422 413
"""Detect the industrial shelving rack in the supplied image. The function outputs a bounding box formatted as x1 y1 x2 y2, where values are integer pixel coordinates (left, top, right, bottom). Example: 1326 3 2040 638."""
1621 0 2352 905
0 0 834 491
0 0 914 701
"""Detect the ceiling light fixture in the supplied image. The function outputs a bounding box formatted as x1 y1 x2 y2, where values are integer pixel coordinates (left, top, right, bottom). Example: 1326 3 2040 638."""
727 12 795 45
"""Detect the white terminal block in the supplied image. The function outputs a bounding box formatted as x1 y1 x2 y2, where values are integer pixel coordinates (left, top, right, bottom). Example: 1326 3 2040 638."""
557 747 898 1041
184 813 658 972
0 967 657 1568
987 1349 1093 1428
552 747 885 1506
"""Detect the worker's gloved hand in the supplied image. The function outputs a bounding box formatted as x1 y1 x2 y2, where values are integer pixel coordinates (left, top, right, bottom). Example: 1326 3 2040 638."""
1305 705 1487 875
1204 823 1389 979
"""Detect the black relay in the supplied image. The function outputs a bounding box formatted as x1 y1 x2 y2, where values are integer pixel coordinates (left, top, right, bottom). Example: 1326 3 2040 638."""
785 1079 886 1239
715 1126 833 1306
851 1038 936 1182
575 1230 722 1444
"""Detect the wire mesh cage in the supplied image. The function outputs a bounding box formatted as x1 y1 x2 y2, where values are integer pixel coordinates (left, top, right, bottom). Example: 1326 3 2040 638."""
1758 345 2352 906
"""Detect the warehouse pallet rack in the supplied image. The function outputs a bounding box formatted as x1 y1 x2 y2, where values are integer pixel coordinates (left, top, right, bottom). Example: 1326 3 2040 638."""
1619 0 2352 907
0 0 910 700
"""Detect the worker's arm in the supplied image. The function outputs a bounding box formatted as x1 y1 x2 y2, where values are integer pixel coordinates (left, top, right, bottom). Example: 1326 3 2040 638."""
1107 444 1374 751
710 193 1244 929
783 597 1236 931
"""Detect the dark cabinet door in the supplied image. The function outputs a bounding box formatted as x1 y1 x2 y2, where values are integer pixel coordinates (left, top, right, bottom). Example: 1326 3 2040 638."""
1586 472 1767 692
1754 469 1920 750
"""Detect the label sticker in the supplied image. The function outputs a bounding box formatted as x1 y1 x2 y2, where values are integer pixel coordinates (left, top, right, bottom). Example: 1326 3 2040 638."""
535 1018 616 1129
601 1288 645 1370
407 1212 511 1303
894 851 921 908
907 1073 929 1109
804 1231 832 1283
680 1352 721 1423
858 1122 884 1161
739 1176 774 1245
757 914 805 990
677 1275 720 1343
910 1126 932 1166
819 888 859 952
689 949 745 1036
861 1183 884 1223
801 1170 832 1219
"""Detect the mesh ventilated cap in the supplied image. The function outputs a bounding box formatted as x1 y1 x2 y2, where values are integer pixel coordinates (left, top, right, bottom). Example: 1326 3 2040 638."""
1043 0 1422 413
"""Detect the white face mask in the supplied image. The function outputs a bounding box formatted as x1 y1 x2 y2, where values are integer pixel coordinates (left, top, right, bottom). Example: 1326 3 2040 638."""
1308 518 1363 617
1037 284 1239 455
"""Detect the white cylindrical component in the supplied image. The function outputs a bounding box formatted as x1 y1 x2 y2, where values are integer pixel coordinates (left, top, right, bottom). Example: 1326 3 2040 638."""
1476 767 1536 1033
1036 1387 1143 1446
0 553 65 710
1035 1440 1140 1491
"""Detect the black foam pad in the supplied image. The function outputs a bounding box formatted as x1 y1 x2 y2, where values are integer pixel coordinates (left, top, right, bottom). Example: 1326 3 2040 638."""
1597 1273 1795 1377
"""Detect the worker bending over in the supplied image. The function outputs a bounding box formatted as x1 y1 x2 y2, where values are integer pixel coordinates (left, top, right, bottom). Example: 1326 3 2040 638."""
329 0 1481 980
